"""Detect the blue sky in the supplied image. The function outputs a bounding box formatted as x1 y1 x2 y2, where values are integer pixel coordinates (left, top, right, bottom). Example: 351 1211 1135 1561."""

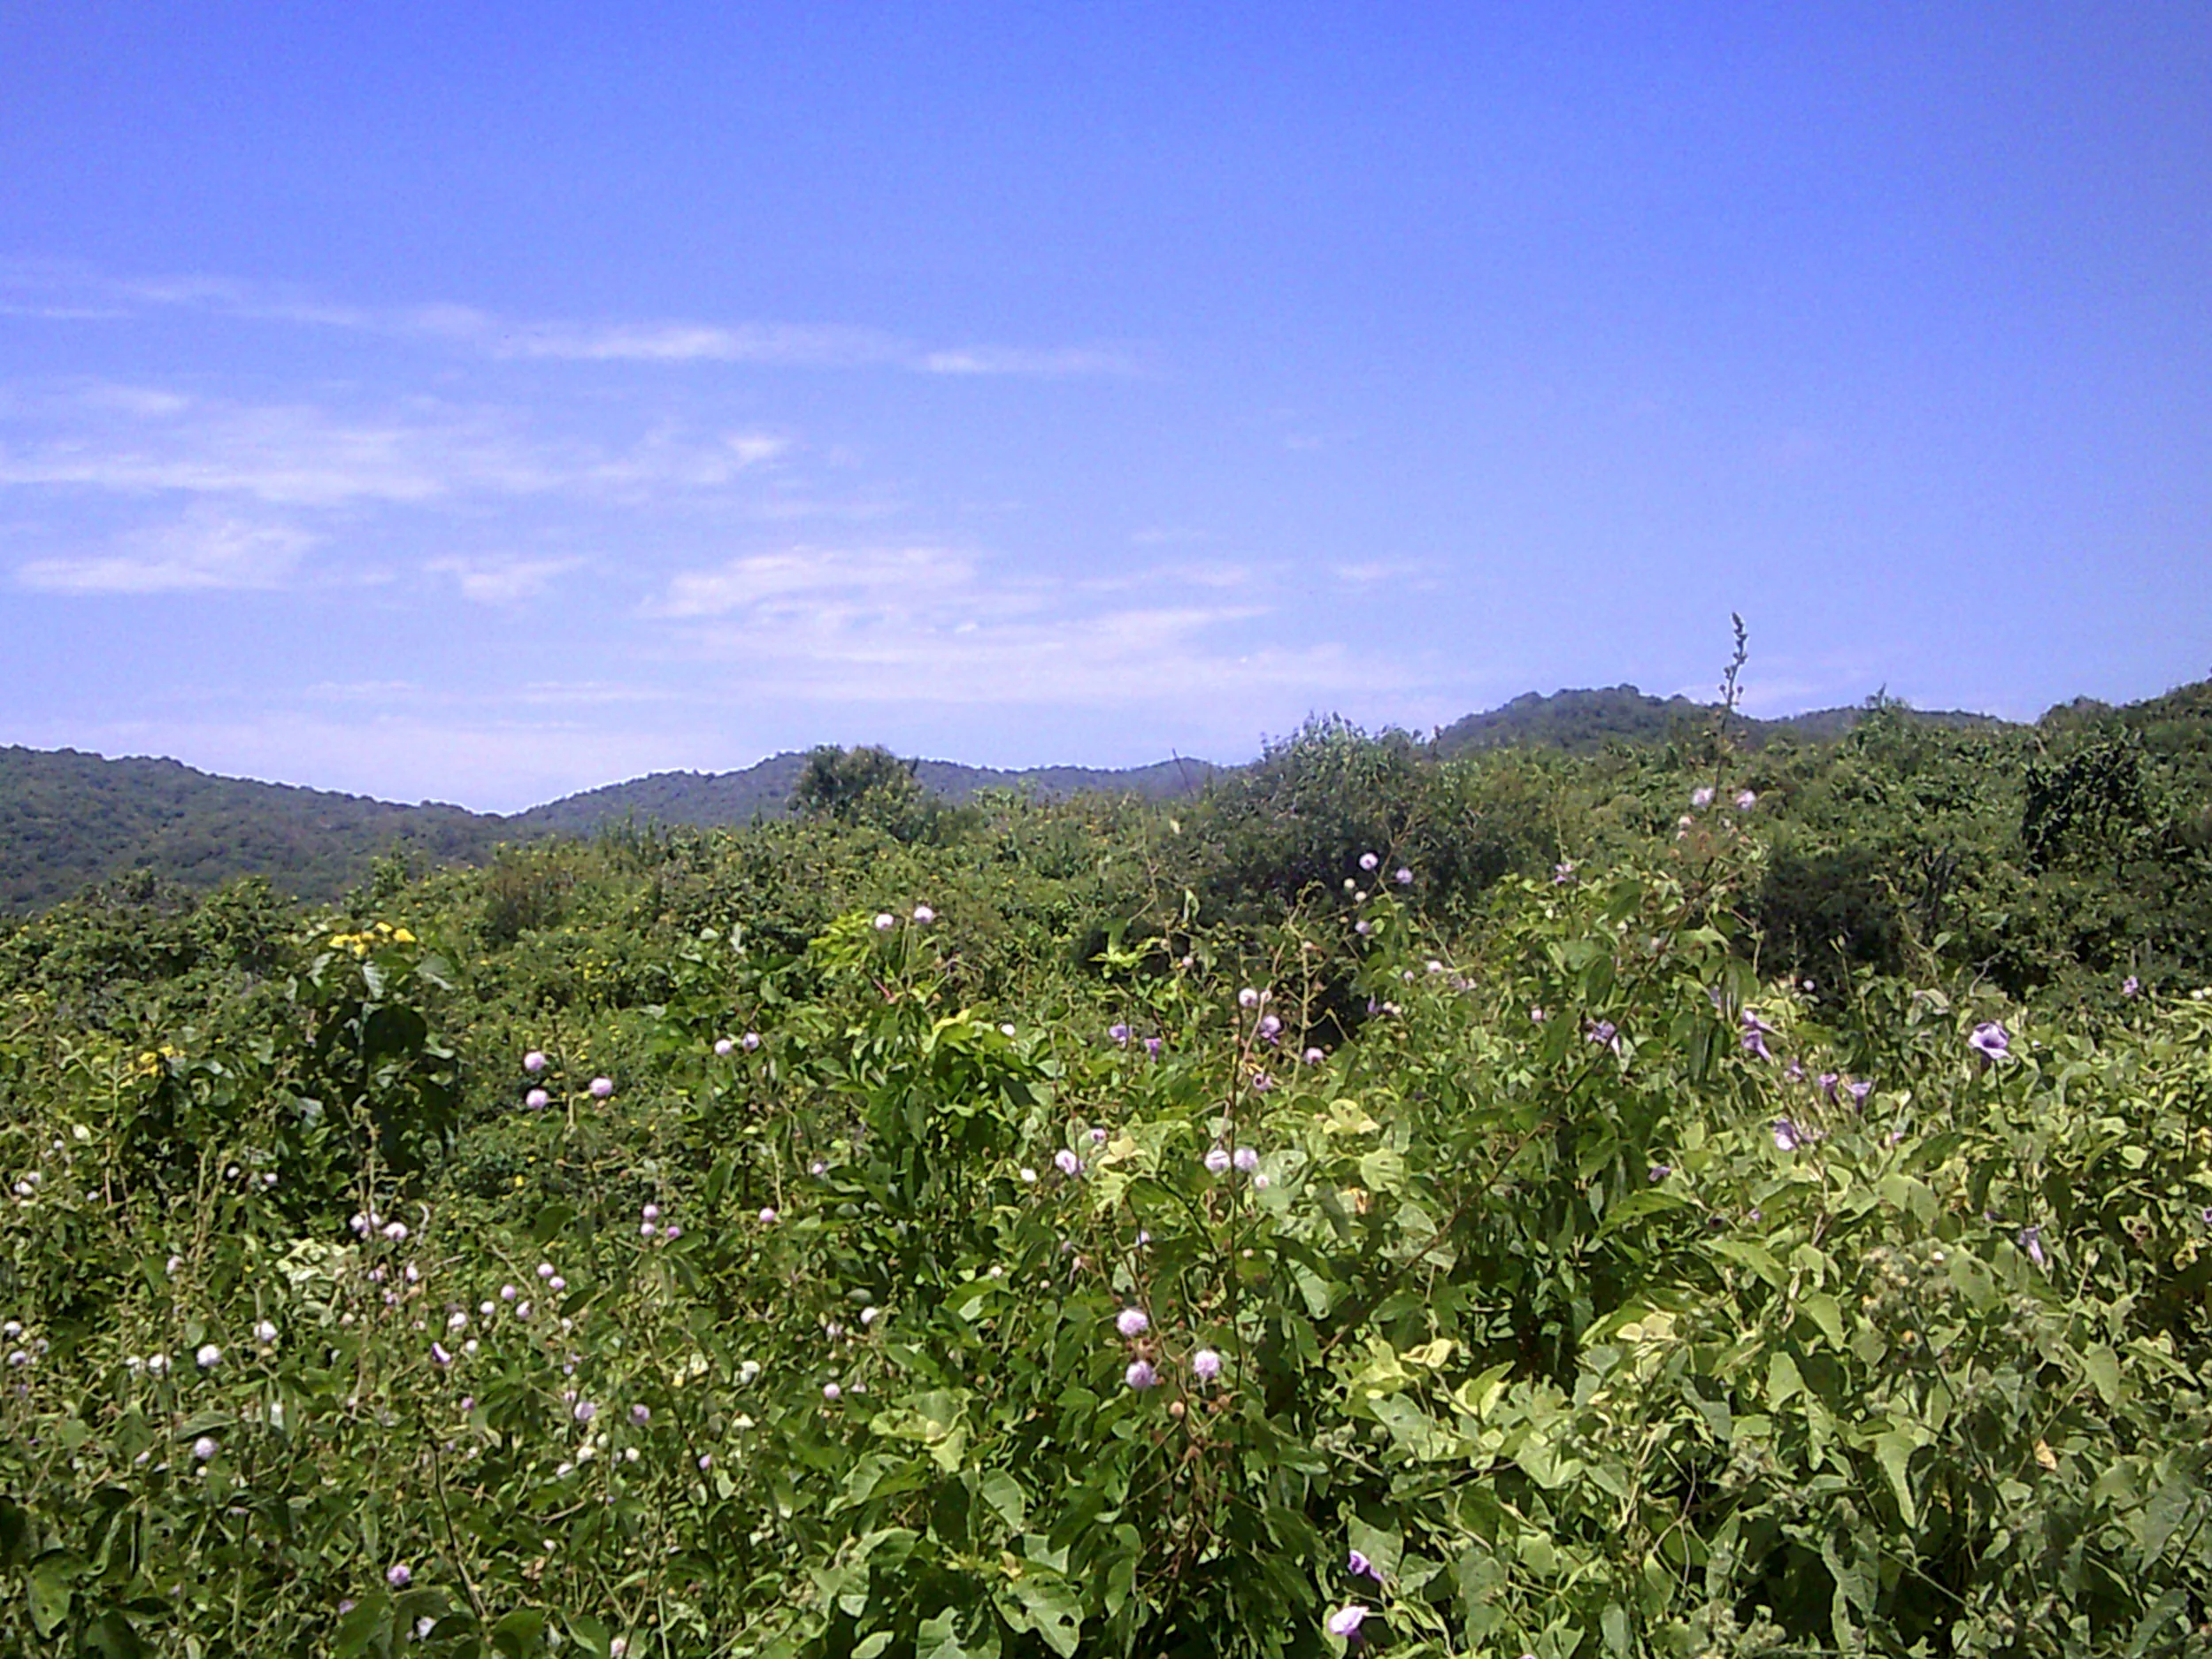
3 4 2207 810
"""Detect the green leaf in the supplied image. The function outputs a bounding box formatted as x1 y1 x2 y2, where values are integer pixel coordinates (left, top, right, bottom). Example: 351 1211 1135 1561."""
490 1608 547 1658
852 1636 895 1659
1875 1430 1919 1529
1799 1291 1847 1350
564 1614 612 1659
27 1551 77 1639
333 1591 390 1659
2083 1344 2122 1408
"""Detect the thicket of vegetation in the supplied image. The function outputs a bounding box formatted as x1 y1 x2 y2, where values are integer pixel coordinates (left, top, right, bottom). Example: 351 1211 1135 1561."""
3 679 2211 1655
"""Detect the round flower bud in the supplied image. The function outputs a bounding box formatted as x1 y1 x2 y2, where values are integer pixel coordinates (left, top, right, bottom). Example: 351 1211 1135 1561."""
523 1051 546 1073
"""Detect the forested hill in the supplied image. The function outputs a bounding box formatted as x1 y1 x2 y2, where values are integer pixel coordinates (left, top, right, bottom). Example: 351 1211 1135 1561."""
1431 685 2009 756
0 747 507 914
0 745 1218 911
506 754 1216 837
6 680 2196 913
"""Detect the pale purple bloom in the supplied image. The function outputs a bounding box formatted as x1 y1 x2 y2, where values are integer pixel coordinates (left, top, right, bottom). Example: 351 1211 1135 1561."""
537 1262 556 1279
1529 1006 1545 1023
697 1453 713 1471
1204 1148 1233 1176
1090 1126 1108 1145
642 1203 660 1221
1784 1059 1805 1082
1359 852 1379 872
1144 1036 1162 1057
196 1343 221 1369
1125 1359 1158 1390
1734 789 1757 811
1740 1026 1773 1063
1395 867 1413 886
387 1564 412 1589
1238 987 1262 1009
2019 1225 2047 1270
1847 1079 1872 1107
431 1342 452 1367
1192 1347 1222 1381
1117 1307 1149 1338
1233 1147 1260 1172
1970 1022 2010 1061
2122 975 2140 997
1253 1172 1271 1189
1586 1019 1621 1055
1772 1119 1803 1153
823 1382 841 1401
1647 1164 1671 1182
1055 1149 1082 1177
573 1400 596 1425
1303 1046 1325 1064
1348 1549 1383 1582
630 1404 650 1425
1252 1072 1274 1092
1258 1013 1282 1039
873 913 895 932
1817 1071 1839 1100
663 1225 681 1241
1109 1023 1131 1045
1691 786 1715 810
742 1032 761 1051
1552 861 1575 884
192 1435 219 1462
714 1039 734 1056
912 904 935 925
382 1221 409 1242
523 1051 547 1073
526 1087 550 1110
758 1208 779 1225
1355 920 1372 936
588 1077 614 1100
548 1276 565 1292
1327 1605 1370 1638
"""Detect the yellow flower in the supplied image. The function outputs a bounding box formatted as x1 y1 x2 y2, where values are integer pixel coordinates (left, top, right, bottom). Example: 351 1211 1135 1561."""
393 927 417 945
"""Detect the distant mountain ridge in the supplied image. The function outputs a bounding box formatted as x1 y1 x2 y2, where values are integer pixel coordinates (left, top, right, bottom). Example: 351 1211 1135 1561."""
0 686 2042 912
1431 686 2010 757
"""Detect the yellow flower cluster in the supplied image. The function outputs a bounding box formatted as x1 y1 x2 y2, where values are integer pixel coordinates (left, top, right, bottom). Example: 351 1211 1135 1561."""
323 921 419 956
134 1042 186 1079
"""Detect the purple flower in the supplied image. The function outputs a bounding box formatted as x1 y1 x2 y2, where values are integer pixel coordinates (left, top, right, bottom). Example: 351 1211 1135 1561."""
1109 1023 1131 1045
387 1563 412 1589
573 1400 596 1425
1143 1036 1162 1057
2018 1225 2047 1270
1251 1072 1274 1092
1772 1119 1803 1153
1690 786 1715 810
1117 1307 1149 1338
1302 1046 1325 1064
1394 867 1413 886
1191 1348 1222 1382
1204 1148 1233 1176
1647 1164 1672 1182
523 1051 547 1073
1969 1022 2010 1061
1817 1071 1839 1100
1359 852 1379 872
1258 1013 1282 1039
1055 1149 1082 1177
1586 1019 1621 1055
1233 1147 1260 1172
1125 1359 1158 1390
1327 1605 1370 1638
742 1032 761 1051
589 1076 614 1100
192 1435 219 1462
758 1207 778 1225
1552 861 1575 884
714 1038 734 1056
1348 1549 1383 1582
1740 1028 1773 1063
2122 975 2140 998
1238 987 1262 1009
526 1087 549 1110
1734 789 1757 811
1090 1126 1108 1145
823 1382 841 1401
431 1342 452 1366
1355 920 1372 936
1784 1059 1805 1082
630 1404 651 1425
912 903 935 925
1847 1079 1872 1107
873 913 895 932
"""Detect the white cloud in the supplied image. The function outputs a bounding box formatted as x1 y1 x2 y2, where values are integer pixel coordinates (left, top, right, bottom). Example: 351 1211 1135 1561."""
0 382 789 509
648 543 1409 709
17 510 319 593
1 263 1133 380
426 555 587 604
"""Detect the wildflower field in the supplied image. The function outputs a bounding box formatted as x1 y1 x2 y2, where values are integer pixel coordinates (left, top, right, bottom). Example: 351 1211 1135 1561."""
4 703 2212 1656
